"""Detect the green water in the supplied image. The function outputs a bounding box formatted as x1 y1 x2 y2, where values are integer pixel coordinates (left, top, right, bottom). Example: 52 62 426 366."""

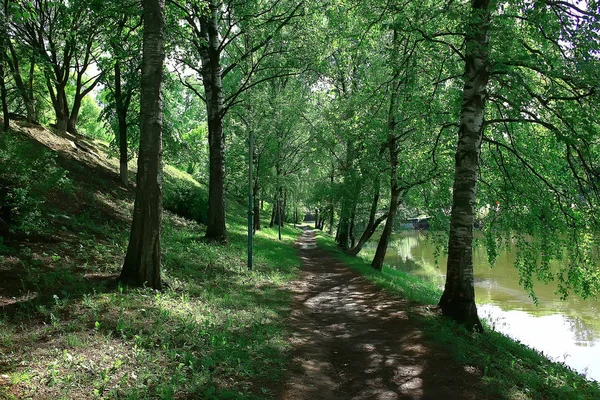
372 230 600 381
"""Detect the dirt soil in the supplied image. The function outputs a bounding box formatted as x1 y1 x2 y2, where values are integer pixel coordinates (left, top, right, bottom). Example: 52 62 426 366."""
279 229 491 400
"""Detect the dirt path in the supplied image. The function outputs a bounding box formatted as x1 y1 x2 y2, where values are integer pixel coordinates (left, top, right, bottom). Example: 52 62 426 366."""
279 229 487 400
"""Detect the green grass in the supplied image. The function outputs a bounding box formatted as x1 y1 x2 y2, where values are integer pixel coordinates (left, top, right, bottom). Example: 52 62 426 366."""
316 231 600 400
0 125 303 399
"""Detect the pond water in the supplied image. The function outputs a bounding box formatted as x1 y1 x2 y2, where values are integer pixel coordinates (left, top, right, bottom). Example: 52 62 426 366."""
372 230 600 381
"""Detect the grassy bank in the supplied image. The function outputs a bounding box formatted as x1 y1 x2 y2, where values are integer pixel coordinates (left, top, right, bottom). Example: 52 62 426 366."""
0 125 302 399
316 231 600 400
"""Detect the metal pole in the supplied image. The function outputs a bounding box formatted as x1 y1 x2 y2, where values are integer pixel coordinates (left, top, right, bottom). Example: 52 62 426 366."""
248 127 254 270
278 198 282 240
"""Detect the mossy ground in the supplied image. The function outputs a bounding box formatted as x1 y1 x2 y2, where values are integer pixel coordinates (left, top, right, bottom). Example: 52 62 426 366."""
0 124 302 399
316 231 600 400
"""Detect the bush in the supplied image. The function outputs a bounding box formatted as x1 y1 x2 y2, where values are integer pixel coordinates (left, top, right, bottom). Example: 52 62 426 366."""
0 132 72 235
163 175 208 224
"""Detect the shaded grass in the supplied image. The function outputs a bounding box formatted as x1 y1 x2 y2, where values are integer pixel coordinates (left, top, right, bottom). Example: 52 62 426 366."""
1 220 302 399
316 231 600 400
0 124 303 399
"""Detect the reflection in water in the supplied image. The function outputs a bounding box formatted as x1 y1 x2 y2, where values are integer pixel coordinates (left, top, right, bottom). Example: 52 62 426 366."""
376 231 600 381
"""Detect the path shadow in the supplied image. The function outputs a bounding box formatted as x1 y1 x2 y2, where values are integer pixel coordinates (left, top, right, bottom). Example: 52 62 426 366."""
279 230 505 400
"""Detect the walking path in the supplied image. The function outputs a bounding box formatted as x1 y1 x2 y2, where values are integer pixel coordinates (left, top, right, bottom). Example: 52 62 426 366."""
279 229 487 400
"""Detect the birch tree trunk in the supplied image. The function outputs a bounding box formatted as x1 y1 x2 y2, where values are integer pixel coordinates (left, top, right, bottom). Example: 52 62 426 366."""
120 0 165 289
438 0 492 332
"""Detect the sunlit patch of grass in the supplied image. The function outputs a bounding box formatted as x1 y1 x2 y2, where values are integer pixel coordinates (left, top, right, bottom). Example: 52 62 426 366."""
316 231 600 400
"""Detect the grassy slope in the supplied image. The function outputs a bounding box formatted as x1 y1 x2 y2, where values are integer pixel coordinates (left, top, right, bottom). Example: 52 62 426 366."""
0 124 302 399
316 232 600 400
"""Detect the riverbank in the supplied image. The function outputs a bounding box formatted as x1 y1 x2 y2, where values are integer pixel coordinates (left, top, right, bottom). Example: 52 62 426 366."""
316 231 600 400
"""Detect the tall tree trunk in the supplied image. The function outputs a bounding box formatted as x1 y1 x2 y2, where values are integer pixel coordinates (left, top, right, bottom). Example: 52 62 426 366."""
0 4 8 131
0 70 7 131
315 208 319 230
438 0 491 332
337 141 356 249
115 61 129 186
372 28 401 272
120 0 165 289
200 0 227 243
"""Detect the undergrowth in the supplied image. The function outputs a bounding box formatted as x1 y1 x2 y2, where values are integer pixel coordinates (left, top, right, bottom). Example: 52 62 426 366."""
316 231 600 400
0 125 302 399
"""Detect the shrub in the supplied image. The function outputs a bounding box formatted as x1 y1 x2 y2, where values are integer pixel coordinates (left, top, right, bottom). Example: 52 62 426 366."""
163 176 208 224
0 132 72 235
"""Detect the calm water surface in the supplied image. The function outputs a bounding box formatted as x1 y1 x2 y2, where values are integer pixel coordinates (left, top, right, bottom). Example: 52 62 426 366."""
375 230 600 381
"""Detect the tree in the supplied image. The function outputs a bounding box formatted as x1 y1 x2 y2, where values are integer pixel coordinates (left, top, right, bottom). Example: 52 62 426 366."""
438 0 492 332
98 1 143 186
120 0 166 289
169 0 304 243
0 0 8 131
12 0 103 134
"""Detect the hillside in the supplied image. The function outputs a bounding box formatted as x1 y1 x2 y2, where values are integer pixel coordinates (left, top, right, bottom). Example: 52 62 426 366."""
0 121 302 399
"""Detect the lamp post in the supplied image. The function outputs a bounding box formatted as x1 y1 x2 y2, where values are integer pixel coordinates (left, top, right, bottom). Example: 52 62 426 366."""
248 125 254 270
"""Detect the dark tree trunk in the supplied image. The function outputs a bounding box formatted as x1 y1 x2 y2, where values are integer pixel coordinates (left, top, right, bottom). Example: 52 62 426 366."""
0 5 8 132
277 199 282 240
315 208 319 230
68 41 100 135
349 206 356 248
337 209 350 248
0 73 7 131
200 0 227 243
46 76 70 132
371 138 400 271
349 213 388 256
328 204 334 234
328 167 335 234
67 107 79 135
348 180 386 256
0 63 7 131
269 200 276 227
6 41 35 123
439 0 491 332
282 189 287 224
120 0 165 290
372 28 401 272
114 61 129 186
